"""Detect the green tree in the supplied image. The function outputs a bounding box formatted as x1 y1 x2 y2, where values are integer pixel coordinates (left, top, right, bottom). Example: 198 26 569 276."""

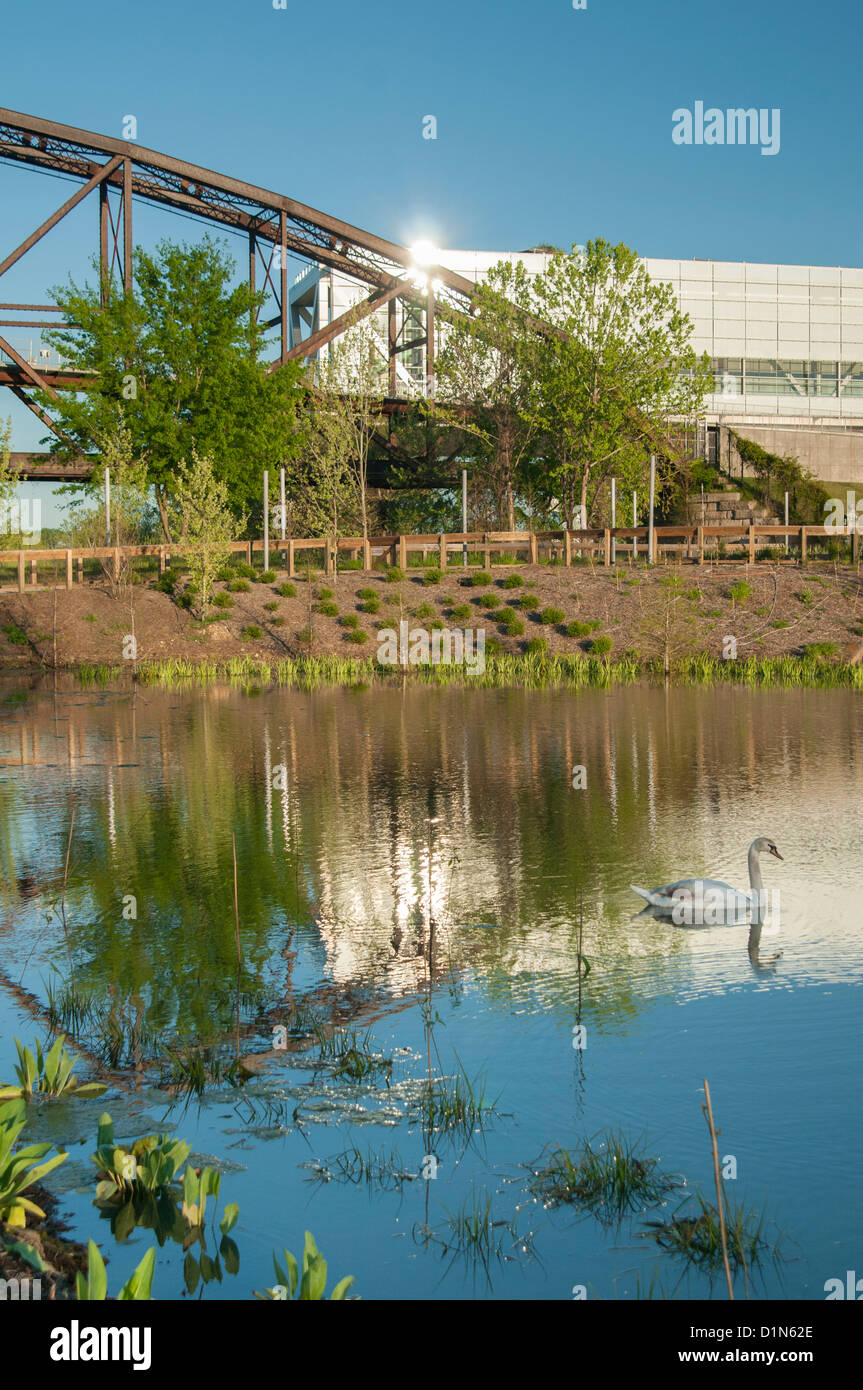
174 450 242 615
435 260 538 531
39 236 307 534
526 241 711 527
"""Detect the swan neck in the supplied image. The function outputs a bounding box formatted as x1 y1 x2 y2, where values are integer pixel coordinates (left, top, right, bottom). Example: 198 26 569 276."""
748 844 764 894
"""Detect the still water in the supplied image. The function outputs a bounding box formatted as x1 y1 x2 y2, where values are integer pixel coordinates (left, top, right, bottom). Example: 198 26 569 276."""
1 678 861 1300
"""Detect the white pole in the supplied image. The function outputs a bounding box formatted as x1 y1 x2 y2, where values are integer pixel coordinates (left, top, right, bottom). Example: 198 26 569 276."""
280 466 286 541
648 456 656 565
104 466 110 547
610 477 616 564
784 490 789 556
263 470 269 574
462 468 468 568
633 491 638 559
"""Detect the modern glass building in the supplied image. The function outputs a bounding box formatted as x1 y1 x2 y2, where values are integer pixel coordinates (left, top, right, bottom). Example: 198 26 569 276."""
292 248 863 480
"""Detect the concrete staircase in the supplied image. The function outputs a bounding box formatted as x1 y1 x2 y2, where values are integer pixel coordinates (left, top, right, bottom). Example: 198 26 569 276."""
690 490 781 525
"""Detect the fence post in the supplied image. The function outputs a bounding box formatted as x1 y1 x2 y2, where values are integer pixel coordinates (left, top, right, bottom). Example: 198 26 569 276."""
77 556 84 584
325 538 334 577
853 527 860 566
483 533 491 569
288 539 295 578
748 524 756 566
800 526 807 563
438 533 446 571
113 546 120 582
363 537 372 572
564 530 572 567
30 558 37 587
17 552 25 593
698 525 704 565
158 547 166 576
398 535 407 570
529 532 538 565
246 541 252 567
66 548 73 590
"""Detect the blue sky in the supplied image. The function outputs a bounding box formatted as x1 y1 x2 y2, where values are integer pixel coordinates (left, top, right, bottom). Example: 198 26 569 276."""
1 0 860 472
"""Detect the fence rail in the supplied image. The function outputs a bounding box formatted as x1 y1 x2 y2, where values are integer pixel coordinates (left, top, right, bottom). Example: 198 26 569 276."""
0 524 859 592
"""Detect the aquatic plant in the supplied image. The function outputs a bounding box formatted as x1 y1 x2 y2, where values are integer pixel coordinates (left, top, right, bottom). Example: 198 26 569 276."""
305 1145 418 1192
254 1231 356 1300
75 1239 156 1301
419 1059 499 1135
91 1112 191 1197
312 1025 391 1081
0 1099 68 1226
529 1131 675 1221
0 1036 106 1103
644 1191 776 1274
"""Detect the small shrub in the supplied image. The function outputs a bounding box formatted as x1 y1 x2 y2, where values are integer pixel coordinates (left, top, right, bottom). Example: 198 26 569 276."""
263 601 280 613
296 627 312 645
211 592 235 609
385 567 405 583
566 620 590 638
729 580 752 605
539 606 565 625
258 570 276 584
796 589 813 606
2 623 27 645
414 602 435 620
470 571 492 586
429 618 445 631
228 579 251 593
771 620 790 629
501 573 523 589
357 587 377 600
589 635 613 656
340 613 360 629
485 636 502 656
346 629 368 644
526 637 548 655
316 587 334 600
242 625 263 640
500 616 525 636
271 617 286 627
685 588 700 601
276 582 296 598
479 594 501 609
423 568 442 586
360 597 380 614
804 641 837 659
451 604 471 621
516 594 539 610
235 562 257 579
317 601 339 617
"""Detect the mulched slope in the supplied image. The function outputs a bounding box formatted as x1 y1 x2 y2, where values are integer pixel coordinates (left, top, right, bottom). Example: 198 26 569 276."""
1 562 862 670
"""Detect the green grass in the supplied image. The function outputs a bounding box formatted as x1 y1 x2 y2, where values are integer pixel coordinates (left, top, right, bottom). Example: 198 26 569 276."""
469 571 493 587
2 623 27 645
478 594 501 609
423 568 442 586
360 597 381 614
263 601 280 613
501 574 523 589
530 1132 676 1222
317 601 339 617
385 567 405 583
451 604 472 621
228 579 251 593
645 1191 778 1276
339 613 360 629
414 601 435 620
241 625 263 640
276 582 296 598
211 592 235 609
345 629 369 644
419 1061 498 1135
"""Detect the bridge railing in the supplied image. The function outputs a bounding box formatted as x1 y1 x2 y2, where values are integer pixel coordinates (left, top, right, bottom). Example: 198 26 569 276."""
0 524 858 592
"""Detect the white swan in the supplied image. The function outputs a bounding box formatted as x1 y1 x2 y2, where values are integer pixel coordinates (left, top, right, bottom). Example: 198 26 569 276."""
630 837 783 926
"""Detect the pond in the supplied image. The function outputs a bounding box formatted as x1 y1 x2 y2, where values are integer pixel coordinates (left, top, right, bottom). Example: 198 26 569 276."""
1 677 861 1300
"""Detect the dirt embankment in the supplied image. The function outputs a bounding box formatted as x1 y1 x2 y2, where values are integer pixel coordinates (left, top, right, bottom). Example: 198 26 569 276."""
2 562 863 671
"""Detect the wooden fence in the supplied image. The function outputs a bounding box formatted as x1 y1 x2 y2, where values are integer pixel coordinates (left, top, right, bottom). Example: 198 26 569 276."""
0 523 859 592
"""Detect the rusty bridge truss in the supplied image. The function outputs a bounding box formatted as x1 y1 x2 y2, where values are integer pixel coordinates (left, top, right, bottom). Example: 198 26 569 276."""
0 107 480 480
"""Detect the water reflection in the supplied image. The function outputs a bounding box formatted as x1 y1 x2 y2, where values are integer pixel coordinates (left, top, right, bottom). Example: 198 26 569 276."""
1 677 862 1042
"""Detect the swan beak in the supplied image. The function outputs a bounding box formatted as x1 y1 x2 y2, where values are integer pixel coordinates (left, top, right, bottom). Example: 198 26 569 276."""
770 846 784 860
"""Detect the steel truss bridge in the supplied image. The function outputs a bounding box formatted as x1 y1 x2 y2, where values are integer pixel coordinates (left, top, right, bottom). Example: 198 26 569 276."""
0 107 480 481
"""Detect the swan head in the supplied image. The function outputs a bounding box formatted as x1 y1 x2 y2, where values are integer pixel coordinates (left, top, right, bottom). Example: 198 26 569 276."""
752 836 783 861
